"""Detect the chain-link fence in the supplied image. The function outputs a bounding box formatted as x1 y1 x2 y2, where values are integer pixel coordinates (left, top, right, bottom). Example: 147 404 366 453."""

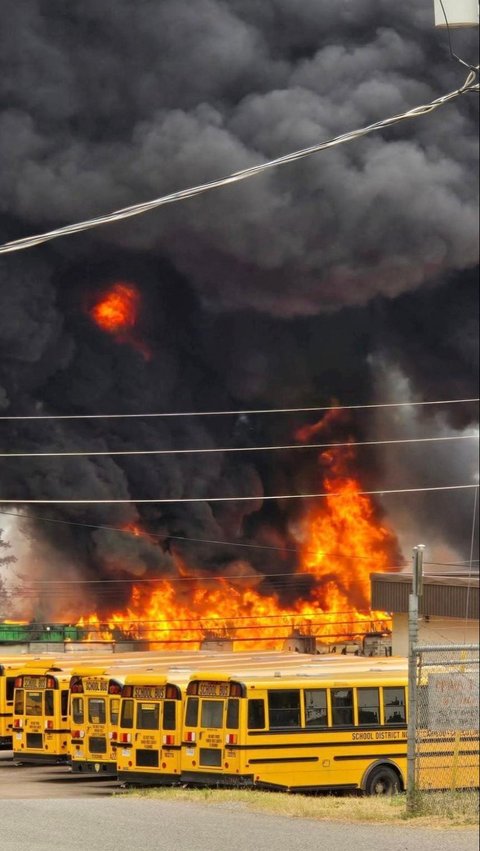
410 644 479 816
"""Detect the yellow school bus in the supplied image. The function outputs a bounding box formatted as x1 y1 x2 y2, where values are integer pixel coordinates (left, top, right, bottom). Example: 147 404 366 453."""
181 670 479 794
1 658 61 749
0 662 23 748
12 666 71 764
69 668 124 775
116 675 183 785
181 670 410 793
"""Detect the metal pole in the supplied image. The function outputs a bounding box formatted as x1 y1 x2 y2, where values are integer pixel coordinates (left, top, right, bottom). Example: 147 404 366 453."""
407 544 425 813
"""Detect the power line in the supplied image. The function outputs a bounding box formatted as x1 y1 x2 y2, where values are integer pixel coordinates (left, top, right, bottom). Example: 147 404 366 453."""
0 483 477 504
0 67 477 256
2 433 477 459
1 507 405 562
1 509 477 568
0 397 478 421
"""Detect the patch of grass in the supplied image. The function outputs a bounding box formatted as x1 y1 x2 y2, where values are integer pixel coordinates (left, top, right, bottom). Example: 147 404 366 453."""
120 786 478 828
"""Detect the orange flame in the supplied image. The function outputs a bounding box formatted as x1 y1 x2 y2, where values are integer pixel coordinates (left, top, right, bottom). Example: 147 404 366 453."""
74 412 397 649
89 282 150 359
91 282 139 332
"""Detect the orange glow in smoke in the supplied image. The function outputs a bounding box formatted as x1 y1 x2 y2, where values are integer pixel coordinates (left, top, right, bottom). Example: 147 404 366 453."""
91 282 139 333
71 411 396 649
89 282 150 359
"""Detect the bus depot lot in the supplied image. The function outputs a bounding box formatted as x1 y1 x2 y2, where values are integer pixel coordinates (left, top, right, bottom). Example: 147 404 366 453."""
0 750 119 799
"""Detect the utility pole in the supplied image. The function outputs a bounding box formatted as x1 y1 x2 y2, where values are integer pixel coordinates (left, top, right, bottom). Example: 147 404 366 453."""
407 543 425 813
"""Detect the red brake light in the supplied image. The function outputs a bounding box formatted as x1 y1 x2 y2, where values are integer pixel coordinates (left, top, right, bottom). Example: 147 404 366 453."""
70 678 83 693
230 683 242 697
14 677 23 688
186 682 198 696
46 676 56 689
108 681 122 694
121 686 133 698
112 732 118 740
46 720 54 730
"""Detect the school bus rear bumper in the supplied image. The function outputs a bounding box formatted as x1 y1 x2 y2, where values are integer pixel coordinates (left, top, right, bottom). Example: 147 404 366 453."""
70 759 117 775
117 770 180 786
13 752 69 765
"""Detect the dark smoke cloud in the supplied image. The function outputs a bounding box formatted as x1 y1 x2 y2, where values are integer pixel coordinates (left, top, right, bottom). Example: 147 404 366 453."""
0 1 478 614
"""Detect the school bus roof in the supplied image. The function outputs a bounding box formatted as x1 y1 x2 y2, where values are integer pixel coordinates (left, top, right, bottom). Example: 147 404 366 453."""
68 667 110 678
188 669 408 688
122 673 182 687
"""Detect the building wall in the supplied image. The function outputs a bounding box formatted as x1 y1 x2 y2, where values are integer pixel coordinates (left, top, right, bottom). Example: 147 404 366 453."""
392 613 479 656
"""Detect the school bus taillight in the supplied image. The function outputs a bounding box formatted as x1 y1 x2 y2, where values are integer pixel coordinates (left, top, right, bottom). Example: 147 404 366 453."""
120 733 131 744
72 730 85 739
226 734 237 745
46 720 54 730
14 677 22 689
13 719 22 728
163 734 175 746
109 731 118 740
185 731 196 743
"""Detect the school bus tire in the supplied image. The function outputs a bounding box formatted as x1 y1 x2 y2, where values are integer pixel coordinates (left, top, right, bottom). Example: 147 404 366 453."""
364 763 402 796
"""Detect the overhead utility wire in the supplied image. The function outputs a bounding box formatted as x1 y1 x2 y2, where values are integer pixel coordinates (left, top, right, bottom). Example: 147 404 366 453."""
0 483 477 504
0 68 478 256
0 397 478 421
4 507 476 569
0 506 405 563
2 433 477 458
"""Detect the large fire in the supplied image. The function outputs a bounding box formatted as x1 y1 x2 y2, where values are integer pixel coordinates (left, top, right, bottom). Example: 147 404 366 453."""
89 281 150 359
73 413 397 650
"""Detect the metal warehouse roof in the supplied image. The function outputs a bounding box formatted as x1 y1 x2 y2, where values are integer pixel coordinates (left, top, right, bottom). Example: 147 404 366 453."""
371 572 479 620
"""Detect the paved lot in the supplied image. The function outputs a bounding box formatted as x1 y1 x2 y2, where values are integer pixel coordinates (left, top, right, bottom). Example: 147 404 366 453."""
0 750 119 799
0 797 478 851
1 750 478 851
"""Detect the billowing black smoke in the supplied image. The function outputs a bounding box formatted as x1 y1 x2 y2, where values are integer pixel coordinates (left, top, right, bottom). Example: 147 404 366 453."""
0 1 478 616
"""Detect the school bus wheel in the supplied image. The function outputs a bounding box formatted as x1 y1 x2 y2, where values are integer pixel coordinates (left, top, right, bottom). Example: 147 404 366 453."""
365 764 401 796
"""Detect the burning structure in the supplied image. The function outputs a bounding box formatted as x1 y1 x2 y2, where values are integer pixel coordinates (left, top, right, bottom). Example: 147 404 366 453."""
0 4 478 648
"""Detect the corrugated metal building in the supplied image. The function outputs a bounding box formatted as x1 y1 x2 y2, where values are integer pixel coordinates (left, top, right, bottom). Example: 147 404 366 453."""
371 572 479 656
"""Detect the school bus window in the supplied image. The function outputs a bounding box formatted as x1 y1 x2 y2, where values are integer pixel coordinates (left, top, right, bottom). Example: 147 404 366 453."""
45 690 54 717
357 688 380 725
201 700 223 728
226 698 239 729
72 697 84 724
383 687 406 724
137 702 160 730
305 689 328 726
6 677 15 702
61 690 69 718
331 688 354 726
163 700 176 731
26 691 42 716
185 697 198 727
248 699 265 730
89 698 106 724
268 690 301 728
120 699 134 729
110 698 120 726
14 689 24 715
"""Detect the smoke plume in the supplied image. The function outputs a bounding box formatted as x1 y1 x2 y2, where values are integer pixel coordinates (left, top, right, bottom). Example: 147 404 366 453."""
0 2 478 616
